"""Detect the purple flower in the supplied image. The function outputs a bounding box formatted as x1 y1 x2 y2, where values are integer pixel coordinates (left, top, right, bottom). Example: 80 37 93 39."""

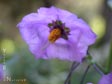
98 72 112 84
17 6 96 62
0 64 3 80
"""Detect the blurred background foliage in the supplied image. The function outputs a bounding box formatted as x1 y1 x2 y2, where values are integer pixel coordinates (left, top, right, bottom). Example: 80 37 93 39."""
0 0 112 84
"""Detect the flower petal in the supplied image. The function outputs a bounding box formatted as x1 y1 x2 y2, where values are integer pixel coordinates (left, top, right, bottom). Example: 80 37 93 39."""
37 6 58 22
66 19 97 45
38 6 77 23
56 8 77 22
98 72 112 84
44 38 86 62
17 15 50 58
69 33 88 59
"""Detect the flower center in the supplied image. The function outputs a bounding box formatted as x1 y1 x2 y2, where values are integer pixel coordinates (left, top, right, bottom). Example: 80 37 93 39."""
48 20 70 43
48 28 61 43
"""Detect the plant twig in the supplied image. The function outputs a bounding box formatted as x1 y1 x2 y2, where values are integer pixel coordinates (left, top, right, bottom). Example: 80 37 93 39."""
93 63 104 76
80 64 91 84
64 62 80 84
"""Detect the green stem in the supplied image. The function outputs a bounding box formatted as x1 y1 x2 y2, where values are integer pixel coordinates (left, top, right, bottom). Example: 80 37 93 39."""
87 52 106 74
93 63 104 76
106 41 112 74
80 64 91 84
64 62 80 84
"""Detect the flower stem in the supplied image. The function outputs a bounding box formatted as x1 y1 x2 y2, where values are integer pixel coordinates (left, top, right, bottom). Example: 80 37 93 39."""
106 40 112 74
64 62 80 84
80 64 91 84
93 63 104 76
87 52 105 75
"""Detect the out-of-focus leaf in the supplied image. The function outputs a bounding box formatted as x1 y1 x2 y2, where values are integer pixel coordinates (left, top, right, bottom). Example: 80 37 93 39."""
107 0 112 9
106 40 112 74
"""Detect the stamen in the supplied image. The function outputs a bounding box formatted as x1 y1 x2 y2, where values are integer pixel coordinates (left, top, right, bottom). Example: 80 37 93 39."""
48 28 61 43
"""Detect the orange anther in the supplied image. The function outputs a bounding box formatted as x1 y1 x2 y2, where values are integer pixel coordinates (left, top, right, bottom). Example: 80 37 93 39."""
48 28 61 43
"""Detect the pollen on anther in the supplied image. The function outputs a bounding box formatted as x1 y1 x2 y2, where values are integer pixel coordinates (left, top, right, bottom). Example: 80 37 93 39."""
48 28 61 43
